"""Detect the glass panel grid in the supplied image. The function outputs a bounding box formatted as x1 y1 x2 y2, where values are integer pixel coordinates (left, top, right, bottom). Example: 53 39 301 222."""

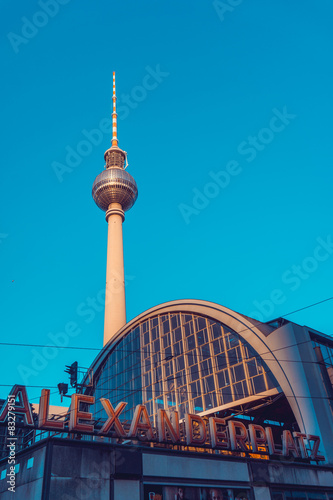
90 312 279 425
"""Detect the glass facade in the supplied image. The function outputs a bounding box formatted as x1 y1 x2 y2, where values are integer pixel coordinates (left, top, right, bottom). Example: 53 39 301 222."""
91 325 142 423
91 312 278 424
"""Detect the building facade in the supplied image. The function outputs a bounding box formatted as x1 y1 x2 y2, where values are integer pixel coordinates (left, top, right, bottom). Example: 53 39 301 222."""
1 437 333 499
83 300 333 465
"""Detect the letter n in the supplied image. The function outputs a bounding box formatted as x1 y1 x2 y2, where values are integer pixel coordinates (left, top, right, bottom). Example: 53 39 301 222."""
157 409 180 443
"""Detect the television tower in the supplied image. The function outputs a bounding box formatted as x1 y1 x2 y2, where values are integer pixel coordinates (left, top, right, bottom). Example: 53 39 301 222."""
92 73 138 346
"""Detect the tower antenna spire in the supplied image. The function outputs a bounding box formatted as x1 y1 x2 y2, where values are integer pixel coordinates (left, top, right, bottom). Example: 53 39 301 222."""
112 71 118 147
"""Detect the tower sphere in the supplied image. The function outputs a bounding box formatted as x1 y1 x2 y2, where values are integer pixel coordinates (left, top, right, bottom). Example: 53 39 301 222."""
92 166 138 212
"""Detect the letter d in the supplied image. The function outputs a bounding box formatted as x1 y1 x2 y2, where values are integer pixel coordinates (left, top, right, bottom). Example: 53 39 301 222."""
209 169 230 189
31 349 48 371
252 299 274 319
38 0 60 17
21 17 38 39
82 128 103 146
192 188 209 210
65 146 82 168
48 331 69 347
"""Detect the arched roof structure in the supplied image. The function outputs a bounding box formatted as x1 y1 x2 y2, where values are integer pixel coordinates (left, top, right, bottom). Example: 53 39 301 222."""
83 300 315 433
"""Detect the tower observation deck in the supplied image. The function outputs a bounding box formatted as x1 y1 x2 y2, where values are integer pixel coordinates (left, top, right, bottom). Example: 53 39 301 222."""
92 73 138 346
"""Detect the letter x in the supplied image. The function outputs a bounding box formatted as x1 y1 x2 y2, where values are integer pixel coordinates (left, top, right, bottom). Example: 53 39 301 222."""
99 399 127 437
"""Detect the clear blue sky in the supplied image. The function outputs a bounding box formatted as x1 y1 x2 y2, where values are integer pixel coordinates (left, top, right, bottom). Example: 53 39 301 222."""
1 0 333 404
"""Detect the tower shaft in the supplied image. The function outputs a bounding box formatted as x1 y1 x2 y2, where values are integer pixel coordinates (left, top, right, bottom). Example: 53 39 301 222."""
104 203 126 345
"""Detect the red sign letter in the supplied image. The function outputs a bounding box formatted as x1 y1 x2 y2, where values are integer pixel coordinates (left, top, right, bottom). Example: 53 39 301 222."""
185 414 207 446
98 399 127 437
0 385 33 426
69 394 95 433
38 389 65 429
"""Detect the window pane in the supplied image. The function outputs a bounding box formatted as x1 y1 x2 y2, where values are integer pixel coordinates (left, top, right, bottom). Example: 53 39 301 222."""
233 382 245 399
197 317 206 330
204 392 217 409
228 347 240 365
187 335 196 350
221 386 233 404
154 338 160 353
200 359 212 376
173 327 182 343
213 339 223 355
162 334 170 348
242 380 249 398
167 378 175 391
291 492 307 499
162 319 170 334
234 363 245 382
176 370 185 387
190 364 200 381
229 333 239 347
184 322 193 337
216 353 227 370
200 344 211 360
174 341 183 357
190 381 200 398
271 493 284 500
197 328 208 346
187 351 196 366
247 359 258 377
212 323 222 338
252 374 266 393
203 375 215 392
164 346 172 359
179 387 187 403
193 396 203 411
164 361 172 378
175 356 185 371
171 315 180 329
217 369 229 388
151 326 158 341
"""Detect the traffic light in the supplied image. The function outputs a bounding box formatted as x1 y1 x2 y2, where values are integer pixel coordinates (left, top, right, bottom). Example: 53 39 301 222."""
65 361 78 388
57 383 68 396
57 383 68 402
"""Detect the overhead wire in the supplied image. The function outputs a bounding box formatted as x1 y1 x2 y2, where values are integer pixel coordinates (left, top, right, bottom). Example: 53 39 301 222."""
0 295 332 353
1 297 333 410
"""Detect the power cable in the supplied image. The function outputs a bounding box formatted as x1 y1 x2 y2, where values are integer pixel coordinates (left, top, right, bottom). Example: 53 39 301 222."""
0 296 332 352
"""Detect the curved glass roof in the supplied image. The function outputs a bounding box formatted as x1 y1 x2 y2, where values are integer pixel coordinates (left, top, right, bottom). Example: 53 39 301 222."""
89 311 279 425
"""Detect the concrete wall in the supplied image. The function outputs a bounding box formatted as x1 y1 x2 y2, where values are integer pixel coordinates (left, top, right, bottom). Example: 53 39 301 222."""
0 445 46 499
262 322 333 463
48 443 113 500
